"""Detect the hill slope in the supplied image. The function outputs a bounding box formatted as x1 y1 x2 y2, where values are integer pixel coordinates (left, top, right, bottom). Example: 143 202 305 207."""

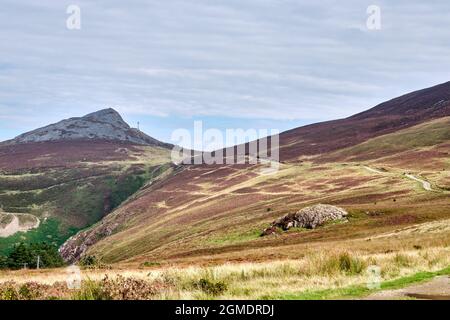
279 81 450 161
0 109 174 254
60 83 450 264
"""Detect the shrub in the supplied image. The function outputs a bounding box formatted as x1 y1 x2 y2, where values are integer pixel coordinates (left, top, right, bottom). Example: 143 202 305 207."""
72 279 111 300
338 252 366 275
312 252 366 276
78 255 98 267
102 275 160 300
18 283 42 300
193 278 228 296
394 254 413 267
73 276 163 300
0 281 46 300
0 281 71 300
142 261 161 267
0 282 19 300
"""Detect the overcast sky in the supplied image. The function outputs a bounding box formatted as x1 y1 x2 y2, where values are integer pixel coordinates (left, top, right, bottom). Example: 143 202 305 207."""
1 0 449 144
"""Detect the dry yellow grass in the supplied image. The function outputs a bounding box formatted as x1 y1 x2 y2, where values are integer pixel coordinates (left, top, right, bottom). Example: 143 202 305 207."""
1 242 448 299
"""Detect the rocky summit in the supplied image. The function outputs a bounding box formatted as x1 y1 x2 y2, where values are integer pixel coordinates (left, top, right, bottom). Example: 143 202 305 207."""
7 108 171 147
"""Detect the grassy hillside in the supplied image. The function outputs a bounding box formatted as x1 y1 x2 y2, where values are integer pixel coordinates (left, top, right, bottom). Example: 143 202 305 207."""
62 117 449 266
325 117 450 162
0 141 172 254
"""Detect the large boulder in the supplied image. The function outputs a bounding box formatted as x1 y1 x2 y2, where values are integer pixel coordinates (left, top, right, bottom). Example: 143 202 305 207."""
262 204 348 235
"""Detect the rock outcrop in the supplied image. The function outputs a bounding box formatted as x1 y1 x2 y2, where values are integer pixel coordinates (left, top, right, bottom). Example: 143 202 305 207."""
6 108 172 148
262 204 348 235
59 220 119 263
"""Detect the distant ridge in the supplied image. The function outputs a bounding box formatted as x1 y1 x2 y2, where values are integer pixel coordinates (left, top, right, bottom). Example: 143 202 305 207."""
278 81 450 161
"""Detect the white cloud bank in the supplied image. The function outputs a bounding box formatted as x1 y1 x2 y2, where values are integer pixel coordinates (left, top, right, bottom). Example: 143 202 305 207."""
0 0 450 138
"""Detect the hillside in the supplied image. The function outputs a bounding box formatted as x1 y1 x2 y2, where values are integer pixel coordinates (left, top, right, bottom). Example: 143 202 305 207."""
0 109 174 254
278 81 450 161
60 83 450 264
322 117 450 163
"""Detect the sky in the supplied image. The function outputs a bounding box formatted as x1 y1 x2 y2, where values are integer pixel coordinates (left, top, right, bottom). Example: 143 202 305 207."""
1 0 450 147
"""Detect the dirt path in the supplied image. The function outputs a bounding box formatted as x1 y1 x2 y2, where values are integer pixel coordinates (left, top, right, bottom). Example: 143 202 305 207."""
0 215 20 237
363 166 384 174
362 165 433 191
405 174 432 191
367 276 450 300
367 218 450 240
0 213 40 238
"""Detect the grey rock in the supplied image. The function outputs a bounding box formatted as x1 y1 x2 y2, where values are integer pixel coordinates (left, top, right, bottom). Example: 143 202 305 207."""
262 204 348 235
5 108 172 148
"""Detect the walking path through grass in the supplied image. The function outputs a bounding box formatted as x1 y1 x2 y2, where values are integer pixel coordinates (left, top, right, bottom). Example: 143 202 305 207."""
404 173 433 191
267 266 450 300
366 275 450 300
362 166 384 174
0 213 40 238
362 165 433 191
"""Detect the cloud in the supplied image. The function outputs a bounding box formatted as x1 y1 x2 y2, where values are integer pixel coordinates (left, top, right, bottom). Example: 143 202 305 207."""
0 0 449 140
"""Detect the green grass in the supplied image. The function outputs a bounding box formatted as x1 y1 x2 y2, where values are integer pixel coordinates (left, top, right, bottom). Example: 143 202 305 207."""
0 218 79 255
107 175 147 209
267 266 450 300
206 228 262 245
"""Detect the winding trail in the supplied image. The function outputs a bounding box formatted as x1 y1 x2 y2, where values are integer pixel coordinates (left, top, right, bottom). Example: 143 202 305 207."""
0 213 40 238
405 174 433 191
362 165 433 192
363 166 384 174
366 276 450 300
0 215 20 237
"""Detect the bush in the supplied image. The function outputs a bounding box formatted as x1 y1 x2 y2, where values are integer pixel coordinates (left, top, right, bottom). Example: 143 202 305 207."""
78 255 98 267
0 283 19 300
313 252 366 276
72 279 111 300
73 276 162 300
18 283 42 300
394 254 413 267
338 252 366 275
193 278 228 296
0 282 45 300
102 275 160 300
142 261 161 267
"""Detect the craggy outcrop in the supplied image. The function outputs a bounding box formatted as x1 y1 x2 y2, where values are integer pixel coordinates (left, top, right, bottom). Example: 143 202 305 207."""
5 108 172 148
262 204 348 235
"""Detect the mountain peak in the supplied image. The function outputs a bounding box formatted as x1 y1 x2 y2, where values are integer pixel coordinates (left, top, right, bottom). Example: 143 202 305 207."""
82 108 125 124
6 108 172 148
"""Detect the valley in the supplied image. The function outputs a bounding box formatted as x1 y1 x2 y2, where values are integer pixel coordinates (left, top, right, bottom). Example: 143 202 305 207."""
0 83 449 300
